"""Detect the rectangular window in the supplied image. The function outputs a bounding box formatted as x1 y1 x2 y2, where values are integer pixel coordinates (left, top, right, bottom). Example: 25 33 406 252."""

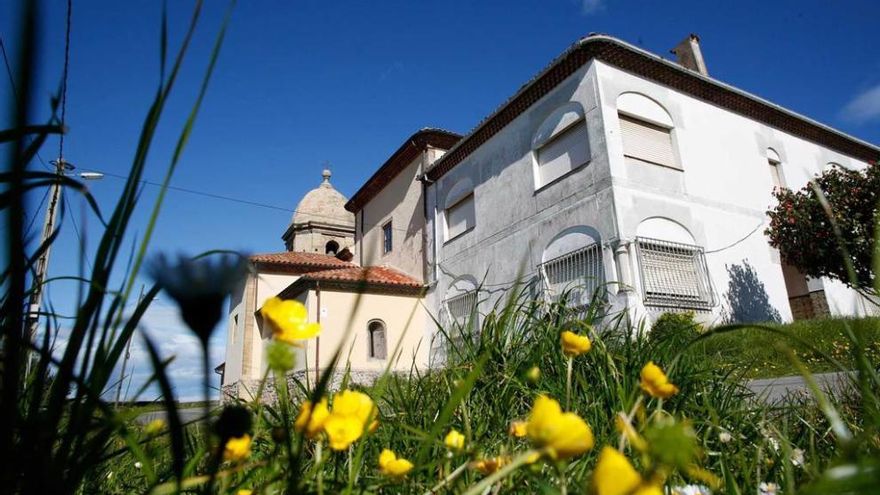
536 120 589 187
538 243 604 310
382 221 393 254
231 314 239 344
635 237 714 309
445 193 475 241
619 114 678 169
768 160 784 188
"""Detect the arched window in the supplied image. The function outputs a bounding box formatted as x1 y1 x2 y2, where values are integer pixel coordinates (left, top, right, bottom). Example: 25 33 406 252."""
368 320 387 359
617 93 679 170
532 102 589 189
538 227 604 310
635 217 714 309
325 240 340 255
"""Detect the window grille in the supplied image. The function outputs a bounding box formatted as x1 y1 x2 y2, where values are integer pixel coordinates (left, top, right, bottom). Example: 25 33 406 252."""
445 290 478 327
538 243 604 310
635 237 714 309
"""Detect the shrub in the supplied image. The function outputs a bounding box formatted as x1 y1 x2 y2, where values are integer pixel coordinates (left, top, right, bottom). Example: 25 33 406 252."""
649 311 702 347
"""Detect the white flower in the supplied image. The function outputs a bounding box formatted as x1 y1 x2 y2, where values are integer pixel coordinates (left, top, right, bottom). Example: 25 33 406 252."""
669 484 712 495
758 482 780 495
106 471 113 480
791 448 804 467
134 461 143 469
718 431 732 443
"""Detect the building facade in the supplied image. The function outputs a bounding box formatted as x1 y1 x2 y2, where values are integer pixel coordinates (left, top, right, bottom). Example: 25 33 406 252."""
422 35 879 359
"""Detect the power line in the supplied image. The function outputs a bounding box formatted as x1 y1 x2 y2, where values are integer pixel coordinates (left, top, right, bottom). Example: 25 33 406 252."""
57 0 72 161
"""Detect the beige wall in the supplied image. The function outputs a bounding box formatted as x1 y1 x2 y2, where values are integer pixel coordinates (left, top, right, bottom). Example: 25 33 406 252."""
298 289 429 376
223 270 302 387
357 153 428 281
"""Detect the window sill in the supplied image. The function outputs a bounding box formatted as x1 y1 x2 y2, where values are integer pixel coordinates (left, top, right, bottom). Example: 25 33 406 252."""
534 160 590 194
443 226 475 246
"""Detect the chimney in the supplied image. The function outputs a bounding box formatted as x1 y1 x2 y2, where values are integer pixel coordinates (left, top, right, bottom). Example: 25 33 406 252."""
671 34 708 76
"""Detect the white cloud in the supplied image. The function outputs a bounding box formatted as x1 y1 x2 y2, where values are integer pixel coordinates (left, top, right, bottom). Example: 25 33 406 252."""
841 83 880 123
579 0 604 14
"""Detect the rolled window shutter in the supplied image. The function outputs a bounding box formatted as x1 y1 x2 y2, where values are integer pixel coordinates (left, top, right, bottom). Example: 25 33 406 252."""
620 115 676 168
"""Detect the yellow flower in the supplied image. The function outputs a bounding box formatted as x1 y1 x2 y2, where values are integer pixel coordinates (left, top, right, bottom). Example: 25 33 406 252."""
236 491 253 495
560 330 591 357
471 456 509 475
378 448 414 477
260 297 321 344
508 420 528 438
591 446 663 495
324 414 364 451
294 398 329 439
525 366 541 383
444 429 466 452
144 418 166 436
525 452 542 464
639 361 679 399
322 390 378 450
223 434 252 461
526 395 594 460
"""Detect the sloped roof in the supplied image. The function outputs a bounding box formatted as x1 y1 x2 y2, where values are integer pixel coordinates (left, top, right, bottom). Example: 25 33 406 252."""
250 251 355 272
279 265 424 297
426 34 879 181
345 128 461 213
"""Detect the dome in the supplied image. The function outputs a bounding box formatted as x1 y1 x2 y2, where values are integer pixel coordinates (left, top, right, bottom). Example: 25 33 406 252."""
291 169 354 228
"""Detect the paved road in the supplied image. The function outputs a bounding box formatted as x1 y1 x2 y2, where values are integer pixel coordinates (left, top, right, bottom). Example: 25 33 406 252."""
136 407 205 425
747 371 853 404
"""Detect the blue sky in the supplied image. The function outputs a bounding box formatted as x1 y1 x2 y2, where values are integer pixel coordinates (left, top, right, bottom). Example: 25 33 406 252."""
2 0 878 400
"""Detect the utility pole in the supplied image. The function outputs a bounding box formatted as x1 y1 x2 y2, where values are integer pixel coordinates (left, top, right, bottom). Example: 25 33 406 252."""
24 158 70 376
115 284 145 405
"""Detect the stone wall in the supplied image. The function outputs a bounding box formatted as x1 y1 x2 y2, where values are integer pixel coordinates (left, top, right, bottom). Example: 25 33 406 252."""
788 290 830 321
220 368 385 405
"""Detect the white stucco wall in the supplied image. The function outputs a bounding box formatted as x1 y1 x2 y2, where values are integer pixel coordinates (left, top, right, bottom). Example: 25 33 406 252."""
425 61 617 338
595 60 874 324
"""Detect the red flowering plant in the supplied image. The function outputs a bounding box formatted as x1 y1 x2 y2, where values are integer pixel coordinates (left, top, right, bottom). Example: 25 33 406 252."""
765 161 879 298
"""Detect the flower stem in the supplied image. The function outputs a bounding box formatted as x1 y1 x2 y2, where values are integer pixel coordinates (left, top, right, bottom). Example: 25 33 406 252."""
566 357 573 410
462 450 540 495
424 461 469 495
316 441 324 495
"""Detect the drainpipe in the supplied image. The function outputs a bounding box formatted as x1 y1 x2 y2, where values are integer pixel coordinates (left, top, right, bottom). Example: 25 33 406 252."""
315 281 321 383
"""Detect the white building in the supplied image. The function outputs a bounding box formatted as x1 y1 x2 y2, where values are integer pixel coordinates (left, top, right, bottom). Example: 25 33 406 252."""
223 34 879 394
421 34 879 352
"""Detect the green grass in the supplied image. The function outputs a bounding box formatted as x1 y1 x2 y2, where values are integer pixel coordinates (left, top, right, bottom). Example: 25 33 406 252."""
692 317 880 379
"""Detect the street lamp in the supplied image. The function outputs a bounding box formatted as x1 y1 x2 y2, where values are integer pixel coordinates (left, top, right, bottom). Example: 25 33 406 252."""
25 158 103 375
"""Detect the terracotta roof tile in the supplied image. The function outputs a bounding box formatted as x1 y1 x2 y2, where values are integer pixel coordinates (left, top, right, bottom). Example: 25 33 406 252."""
300 266 422 288
250 251 354 271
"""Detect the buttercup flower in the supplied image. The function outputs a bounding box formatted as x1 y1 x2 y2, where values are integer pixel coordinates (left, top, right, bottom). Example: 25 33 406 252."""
223 434 252 461
144 418 166 436
472 456 509 475
444 429 466 452
509 420 527 438
526 395 594 459
592 446 662 495
525 366 541 383
237 490 253 495
560 330 592 357
378 449 414 477
294 398 330 439
323 390 378 450
640 361 679 399
260 297 321 344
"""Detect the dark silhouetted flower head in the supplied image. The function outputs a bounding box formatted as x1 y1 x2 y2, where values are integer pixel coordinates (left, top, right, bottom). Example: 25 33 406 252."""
149 252 249 344
214 405 252 441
